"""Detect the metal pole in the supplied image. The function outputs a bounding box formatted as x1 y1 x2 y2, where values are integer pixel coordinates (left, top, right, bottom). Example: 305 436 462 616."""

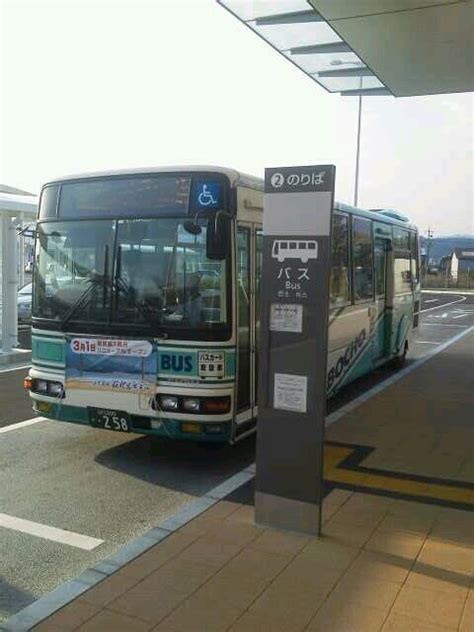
353 95 362 207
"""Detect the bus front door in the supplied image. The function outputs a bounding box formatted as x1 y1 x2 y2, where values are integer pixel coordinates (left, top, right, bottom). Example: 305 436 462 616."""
234 224 261 438
235 225 251 425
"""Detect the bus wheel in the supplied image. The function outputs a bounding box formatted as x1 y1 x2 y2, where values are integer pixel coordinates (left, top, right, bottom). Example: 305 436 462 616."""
391 341 408 369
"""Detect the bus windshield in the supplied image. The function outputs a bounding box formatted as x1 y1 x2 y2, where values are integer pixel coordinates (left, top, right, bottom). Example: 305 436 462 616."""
34 218 230 340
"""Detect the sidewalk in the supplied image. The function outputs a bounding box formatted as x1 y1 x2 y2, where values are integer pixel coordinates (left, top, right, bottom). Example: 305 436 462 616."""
24 331 474 631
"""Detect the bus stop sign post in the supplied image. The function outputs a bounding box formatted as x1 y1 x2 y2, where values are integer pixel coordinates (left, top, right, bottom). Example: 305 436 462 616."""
255 164 336 536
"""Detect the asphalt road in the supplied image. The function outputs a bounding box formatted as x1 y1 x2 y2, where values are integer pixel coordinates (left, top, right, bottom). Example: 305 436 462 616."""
1 291 473 623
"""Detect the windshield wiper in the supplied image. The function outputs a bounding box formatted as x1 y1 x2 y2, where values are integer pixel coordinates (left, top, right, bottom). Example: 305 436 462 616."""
59 273 112 330
59 246 111 330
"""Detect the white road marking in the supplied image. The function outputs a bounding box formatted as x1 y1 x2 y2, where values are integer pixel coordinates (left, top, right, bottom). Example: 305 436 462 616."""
0 512 103 550
414 340 441 345
452 314 468 320
0 364 31 374
326 325 474 426
420 295 466 314
423 299 439 304
0 417 45 434
423 323 468 328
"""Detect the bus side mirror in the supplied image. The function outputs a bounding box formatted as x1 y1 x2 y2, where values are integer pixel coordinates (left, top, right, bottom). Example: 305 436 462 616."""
207 212 230 260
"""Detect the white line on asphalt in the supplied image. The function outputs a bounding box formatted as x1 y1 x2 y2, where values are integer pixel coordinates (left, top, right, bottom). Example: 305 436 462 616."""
0 364 31 374
420 295 466 314
0 512 104 550
326 325 474 427
423 299 439 304
423 323 468 328
452 314 468 319
414 340 441 345
0 417 45 434
421 289 474 296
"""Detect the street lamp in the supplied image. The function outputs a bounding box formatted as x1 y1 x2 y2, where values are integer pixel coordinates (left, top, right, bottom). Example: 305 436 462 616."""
330 60 364 207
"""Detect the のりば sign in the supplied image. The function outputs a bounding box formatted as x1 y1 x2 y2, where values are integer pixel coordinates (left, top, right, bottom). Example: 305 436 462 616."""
70 338 153 357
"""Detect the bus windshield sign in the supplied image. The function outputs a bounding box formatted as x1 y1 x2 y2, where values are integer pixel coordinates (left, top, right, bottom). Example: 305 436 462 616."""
57 175 192 219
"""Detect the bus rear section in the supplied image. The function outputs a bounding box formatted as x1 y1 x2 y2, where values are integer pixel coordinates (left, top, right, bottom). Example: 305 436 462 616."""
326 206 420 396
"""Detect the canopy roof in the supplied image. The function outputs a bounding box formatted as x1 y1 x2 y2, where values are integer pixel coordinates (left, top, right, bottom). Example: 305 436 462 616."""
218 0 474 97
0 191 38 217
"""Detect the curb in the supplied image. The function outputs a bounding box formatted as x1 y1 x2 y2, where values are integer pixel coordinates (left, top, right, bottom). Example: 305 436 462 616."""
1 467 255 631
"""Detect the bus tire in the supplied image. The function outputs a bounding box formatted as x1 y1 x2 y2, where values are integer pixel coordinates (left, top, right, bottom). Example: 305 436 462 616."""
391 340 408 369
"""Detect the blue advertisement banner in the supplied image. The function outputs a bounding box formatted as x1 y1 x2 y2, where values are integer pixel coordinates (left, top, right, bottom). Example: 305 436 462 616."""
65 337 157 394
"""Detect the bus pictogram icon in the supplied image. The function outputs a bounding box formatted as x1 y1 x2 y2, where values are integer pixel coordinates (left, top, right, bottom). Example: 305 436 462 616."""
272 239 318 263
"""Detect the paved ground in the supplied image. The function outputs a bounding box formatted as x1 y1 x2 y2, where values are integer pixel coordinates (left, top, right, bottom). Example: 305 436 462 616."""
0 291 473 624
26 330 474 632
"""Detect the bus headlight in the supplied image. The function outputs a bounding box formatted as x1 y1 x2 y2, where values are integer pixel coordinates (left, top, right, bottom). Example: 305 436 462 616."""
159 395 179 411
182 398 201 413
30 379 64 398
48 382 64 397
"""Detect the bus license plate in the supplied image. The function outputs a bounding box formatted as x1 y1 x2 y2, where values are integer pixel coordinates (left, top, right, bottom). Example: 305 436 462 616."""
89 408 130 432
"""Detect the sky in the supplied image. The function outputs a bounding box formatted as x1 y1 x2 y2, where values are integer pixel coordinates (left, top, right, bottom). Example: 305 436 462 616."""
1 0 473 237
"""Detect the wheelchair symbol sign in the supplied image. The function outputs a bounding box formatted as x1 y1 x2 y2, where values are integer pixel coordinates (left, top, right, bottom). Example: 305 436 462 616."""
194 181 220 209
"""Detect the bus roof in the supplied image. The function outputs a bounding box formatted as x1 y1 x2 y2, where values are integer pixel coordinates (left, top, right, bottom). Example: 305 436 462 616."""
42 166 416 231
43 165 264 192
335 201 417 231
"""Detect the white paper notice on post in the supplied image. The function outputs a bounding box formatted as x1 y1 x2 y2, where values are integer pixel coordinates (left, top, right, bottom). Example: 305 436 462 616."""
270 303 303 333
273 373 307 413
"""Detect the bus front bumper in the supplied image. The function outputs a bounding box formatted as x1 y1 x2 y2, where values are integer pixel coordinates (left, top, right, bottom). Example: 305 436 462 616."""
32 401 233 443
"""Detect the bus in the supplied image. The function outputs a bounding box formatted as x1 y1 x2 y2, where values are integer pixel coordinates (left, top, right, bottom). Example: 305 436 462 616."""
26 166 420 443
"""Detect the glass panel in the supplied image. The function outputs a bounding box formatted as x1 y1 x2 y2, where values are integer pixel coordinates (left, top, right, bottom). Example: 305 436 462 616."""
394 258 412 294
352 217 374 301
374 239 386 297
252 20 340 50
316 75 383 93
59 176 191 218
221 0 309 22
330 213 350 306
255 229 263 403
34 218 231 340
411 231 419 283
114 219 228 336
284 50 361 74
34 221 114 322
393 227 410 251
39 185 59 220
237 227 251 411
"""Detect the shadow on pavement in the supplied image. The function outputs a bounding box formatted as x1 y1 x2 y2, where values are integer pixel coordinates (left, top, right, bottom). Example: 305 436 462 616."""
0 577 35 621
94 433 256 497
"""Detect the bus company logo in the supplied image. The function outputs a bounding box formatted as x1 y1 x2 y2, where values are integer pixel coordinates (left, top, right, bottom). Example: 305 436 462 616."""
272 239 318 263
327 329 367 390
160 353 193 373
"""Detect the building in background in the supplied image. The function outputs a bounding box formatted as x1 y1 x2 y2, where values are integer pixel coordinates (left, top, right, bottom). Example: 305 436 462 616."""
448 248 474 284
0 185 37 363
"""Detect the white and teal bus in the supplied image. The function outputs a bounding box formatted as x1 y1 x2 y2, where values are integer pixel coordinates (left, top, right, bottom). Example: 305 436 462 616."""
26 166 420 443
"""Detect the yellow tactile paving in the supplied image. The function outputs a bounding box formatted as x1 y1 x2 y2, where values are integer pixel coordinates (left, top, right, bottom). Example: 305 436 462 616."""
323 443 474 508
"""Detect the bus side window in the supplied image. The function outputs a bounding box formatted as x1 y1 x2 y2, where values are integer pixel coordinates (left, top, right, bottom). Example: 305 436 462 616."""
330 213 350 306
352 217 374 301
410 231 419 284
